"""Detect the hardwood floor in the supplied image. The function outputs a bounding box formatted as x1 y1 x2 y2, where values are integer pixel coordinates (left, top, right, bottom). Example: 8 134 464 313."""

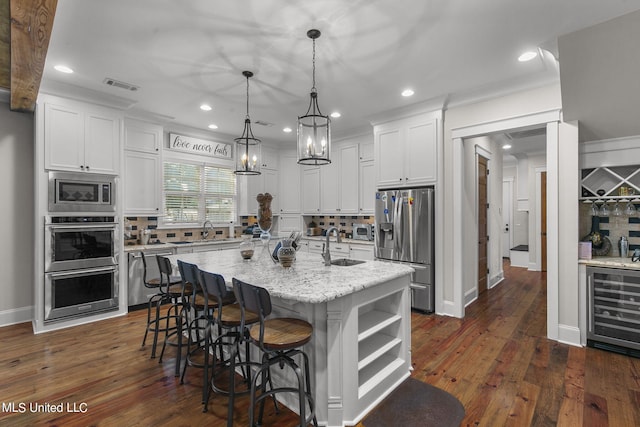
1 261 639 426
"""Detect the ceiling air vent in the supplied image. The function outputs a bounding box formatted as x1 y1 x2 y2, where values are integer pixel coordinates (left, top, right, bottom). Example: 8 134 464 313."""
255 120 274 127
103 78 139 92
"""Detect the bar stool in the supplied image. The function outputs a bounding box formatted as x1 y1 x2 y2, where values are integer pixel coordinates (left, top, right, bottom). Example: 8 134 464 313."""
198 270 262 419
158 257 193 376
179 263 236 391
232 278 318 427
140 252 181 358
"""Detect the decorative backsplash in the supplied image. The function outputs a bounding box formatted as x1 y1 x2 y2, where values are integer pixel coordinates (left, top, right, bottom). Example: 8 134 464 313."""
124 217 238 245
303 215 374 235
579 203 640 255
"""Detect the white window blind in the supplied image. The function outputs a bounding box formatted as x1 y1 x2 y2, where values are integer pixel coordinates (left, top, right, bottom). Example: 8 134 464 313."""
163 162 236 225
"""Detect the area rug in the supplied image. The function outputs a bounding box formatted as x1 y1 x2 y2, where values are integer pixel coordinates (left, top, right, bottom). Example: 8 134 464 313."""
361 377 465 427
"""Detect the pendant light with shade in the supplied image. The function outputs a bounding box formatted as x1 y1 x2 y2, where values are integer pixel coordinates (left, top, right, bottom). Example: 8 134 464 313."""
234 71 261 175
297 29 331 165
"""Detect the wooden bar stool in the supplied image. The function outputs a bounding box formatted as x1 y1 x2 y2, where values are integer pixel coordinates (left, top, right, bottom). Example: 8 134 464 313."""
232 278 318 427
140 252 182 358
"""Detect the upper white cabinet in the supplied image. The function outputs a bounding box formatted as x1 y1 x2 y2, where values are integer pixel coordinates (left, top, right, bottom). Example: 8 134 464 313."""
359 160 375 214
278 152 301 214
321 143 360 214
239 145 280 216
45 102 120 174
302 166 321 214
374 113 438 189
123 119 163 215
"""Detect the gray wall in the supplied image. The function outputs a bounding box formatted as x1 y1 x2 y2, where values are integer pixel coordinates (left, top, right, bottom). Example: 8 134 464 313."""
0 104 34 325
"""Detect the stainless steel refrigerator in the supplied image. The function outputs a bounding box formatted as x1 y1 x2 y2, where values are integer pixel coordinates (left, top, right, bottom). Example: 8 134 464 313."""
375 187 434 312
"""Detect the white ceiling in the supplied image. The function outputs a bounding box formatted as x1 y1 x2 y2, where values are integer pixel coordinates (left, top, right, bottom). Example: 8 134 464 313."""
40 0 640 146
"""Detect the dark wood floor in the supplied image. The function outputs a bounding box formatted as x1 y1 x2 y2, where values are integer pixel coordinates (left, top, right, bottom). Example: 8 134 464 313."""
1 261 639 426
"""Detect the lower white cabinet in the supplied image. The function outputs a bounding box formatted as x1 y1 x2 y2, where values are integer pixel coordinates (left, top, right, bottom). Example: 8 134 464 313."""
303 239 374 260
350 244 375 261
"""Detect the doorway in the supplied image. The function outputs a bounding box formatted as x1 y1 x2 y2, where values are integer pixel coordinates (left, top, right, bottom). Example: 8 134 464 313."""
478 155 489 294
502 178 513 258
541 171 547 272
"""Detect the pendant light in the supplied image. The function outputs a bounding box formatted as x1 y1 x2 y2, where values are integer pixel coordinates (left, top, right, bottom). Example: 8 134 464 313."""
234 70 261 175
297 29 331 165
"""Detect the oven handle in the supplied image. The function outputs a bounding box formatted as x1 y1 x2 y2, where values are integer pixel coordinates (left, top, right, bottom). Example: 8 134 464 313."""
47 265 117 278
46 224 117 231
128 252 174 260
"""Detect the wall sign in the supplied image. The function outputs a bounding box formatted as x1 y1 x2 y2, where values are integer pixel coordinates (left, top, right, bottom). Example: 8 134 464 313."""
168 133 232 160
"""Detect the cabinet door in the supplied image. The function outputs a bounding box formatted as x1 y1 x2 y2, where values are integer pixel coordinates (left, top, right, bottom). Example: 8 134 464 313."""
263 168 279 214
359 161 375 214
246 175 263 216
375 127 404 188
261 146 279 170
302 167 321 214
84 112 120 174
279 152 301 213
321 158 339 214
359 141 374 162
45 103 85 172
278 214 302 234
339 144 360 213
124 120 161 153
124 151 161 215
349 244 374 261
405 119 436 185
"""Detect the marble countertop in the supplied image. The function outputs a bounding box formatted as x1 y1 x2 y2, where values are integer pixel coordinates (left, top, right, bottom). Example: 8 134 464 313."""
301 236 374 245
165 250 413 304
579 256 640 270
124 238 243 252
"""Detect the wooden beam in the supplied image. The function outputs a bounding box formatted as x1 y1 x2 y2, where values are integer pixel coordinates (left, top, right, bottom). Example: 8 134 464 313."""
0 0 9 89
10 0 57 112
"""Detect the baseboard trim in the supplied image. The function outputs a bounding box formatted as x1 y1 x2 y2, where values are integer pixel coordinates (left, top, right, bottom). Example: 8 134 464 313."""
489 271 504 288
0 306 33 328
557 324 582 347
439 300 461 318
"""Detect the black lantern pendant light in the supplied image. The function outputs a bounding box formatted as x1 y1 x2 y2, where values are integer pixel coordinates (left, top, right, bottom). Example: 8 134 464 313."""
297 29 331 165
234 70 261 175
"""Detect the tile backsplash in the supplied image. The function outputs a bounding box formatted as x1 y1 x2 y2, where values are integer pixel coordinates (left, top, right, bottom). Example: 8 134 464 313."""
579 203 640 256
124 217 237 245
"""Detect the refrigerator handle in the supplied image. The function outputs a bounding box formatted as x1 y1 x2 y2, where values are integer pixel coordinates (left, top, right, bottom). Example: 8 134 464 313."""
394 192 403 258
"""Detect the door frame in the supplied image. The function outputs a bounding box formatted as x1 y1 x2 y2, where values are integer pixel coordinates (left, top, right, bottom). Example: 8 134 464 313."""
475 145 491 299
450 109 562 341
502 177 514 258
535 167 547 271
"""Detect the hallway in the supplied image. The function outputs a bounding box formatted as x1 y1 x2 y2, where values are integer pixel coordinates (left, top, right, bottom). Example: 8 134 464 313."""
408 261 640 426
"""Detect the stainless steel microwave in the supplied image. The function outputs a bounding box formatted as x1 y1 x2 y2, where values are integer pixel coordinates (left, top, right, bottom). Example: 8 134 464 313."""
352 223 374 241
48 171 116 213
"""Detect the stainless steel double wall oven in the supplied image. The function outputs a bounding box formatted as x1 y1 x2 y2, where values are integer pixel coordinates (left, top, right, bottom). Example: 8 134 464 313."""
44 172 120 322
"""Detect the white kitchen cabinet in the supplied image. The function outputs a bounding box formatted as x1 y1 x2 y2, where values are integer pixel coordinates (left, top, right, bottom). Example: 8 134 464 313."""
302 167 321 214
278 152 301 214
359 141 374 162
319 142 359 215
191 241 241 253
374 113 437 188
260 146 279 170
359 160 375 214
124 151 161 215
124 119 161 153
124 120 163 215
45 102 120 174
307 240 324 254
244 168 279 215
278 214 302 235
331 243 350 258
349 244 374 261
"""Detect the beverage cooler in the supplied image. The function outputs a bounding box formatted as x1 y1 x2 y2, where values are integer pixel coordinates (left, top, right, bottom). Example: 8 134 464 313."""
587 266 640 356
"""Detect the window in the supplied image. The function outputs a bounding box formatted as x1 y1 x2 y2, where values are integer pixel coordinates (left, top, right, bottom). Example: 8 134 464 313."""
163 161 236 225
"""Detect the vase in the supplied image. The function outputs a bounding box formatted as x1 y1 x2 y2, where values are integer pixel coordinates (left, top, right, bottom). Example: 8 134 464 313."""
239 239 255 260
277 239 296 268
256 193 273 262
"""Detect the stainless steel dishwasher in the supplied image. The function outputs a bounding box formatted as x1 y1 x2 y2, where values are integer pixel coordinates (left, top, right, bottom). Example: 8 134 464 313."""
127 248 175 307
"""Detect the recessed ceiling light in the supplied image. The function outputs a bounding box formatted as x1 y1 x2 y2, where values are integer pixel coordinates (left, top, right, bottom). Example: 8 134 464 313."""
54 65 74 74
283 127 292 133
502 144 512 150
330 112 341 118
518 51 538 62
208 124 218 130
401 89 414 97
200 104 212 111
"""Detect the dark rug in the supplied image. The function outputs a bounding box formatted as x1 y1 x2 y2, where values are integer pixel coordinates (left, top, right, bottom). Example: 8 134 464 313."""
362 377 465 427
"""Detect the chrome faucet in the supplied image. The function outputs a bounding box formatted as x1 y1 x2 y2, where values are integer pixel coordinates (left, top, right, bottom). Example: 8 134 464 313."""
201 220 214 240
322 226 342 266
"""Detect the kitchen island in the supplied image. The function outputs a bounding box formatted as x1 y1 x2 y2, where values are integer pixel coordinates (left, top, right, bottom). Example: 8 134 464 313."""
166 249 414 427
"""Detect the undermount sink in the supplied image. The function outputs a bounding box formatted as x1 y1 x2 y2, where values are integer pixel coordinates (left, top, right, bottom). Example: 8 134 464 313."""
330 258 365 267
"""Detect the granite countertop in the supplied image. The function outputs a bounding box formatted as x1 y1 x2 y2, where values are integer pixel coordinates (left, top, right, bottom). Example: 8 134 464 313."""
124 238 243 252
165 250 413 304
301 236 374 245
579 256 640 270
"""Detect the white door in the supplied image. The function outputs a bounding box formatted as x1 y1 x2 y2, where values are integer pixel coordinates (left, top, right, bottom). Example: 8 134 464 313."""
502 179 513 258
